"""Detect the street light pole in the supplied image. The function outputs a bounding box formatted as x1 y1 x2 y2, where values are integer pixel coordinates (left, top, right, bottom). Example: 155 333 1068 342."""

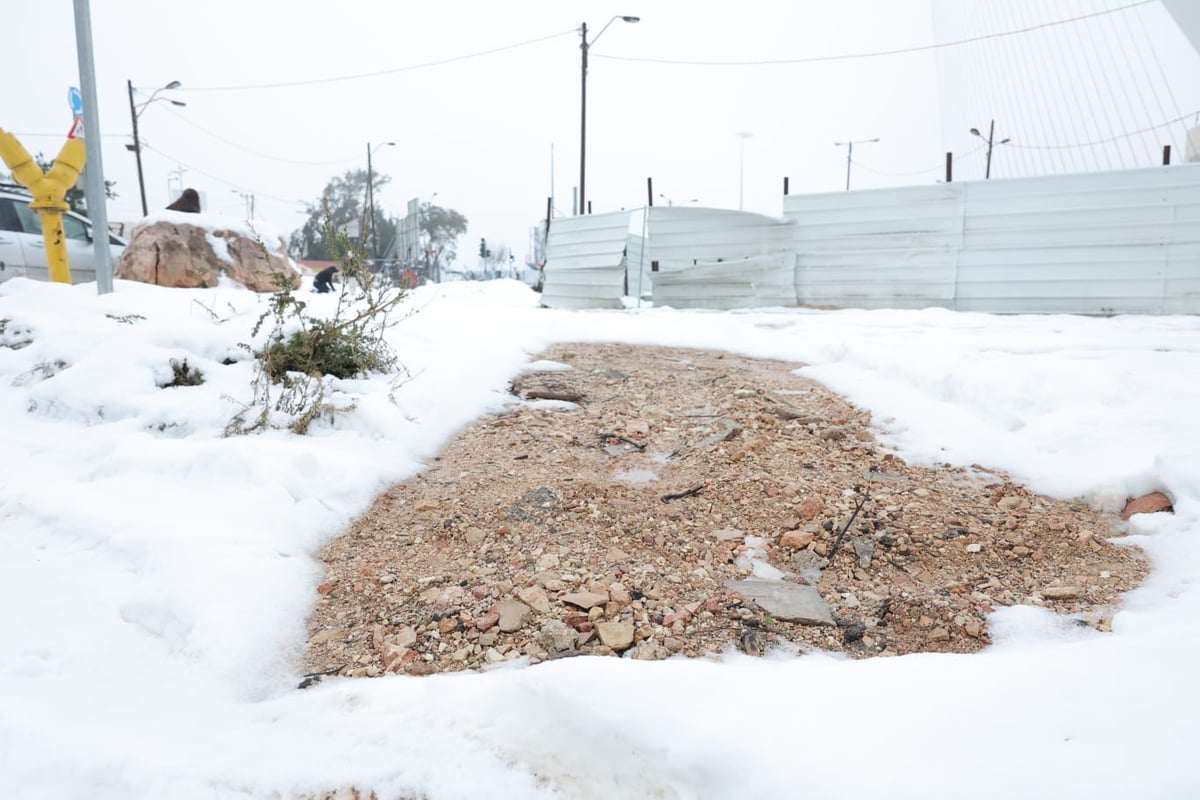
737 131 753 210
579 14 640 216
126 79 185 216
366 141 395 262
833 137 879 191
970 120 1009 179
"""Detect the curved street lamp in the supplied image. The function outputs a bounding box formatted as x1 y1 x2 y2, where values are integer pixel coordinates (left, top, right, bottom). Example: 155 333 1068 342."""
579 14 640 216
126 80 186 216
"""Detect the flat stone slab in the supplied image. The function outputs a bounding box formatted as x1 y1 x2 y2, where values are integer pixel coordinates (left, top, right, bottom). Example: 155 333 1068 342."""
725 579 835 626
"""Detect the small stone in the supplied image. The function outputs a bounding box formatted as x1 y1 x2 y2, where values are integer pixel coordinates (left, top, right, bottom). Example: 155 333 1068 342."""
796 497 824 521
625 419 650 436
725 579 835 626
437 617 459 635
596 620 636 651
496 599 532 632
929 627 951 641
464 527 487 546
560 591 610 610
1042 586 1081 600
477 632 497 647
387 626 418 649
997 496 1022 511
851 536 875 568
483 647 506 664
606 546 630 563
965 543 983 554
536 620 578 653
1120 491 1174 520
517 586 552 614
842 622 865 643
1012 546 1032 557
912 488 932 498
475 611 500 632
964 621 982 638
712 528 744 541
307 628 346 645
780 528 815 549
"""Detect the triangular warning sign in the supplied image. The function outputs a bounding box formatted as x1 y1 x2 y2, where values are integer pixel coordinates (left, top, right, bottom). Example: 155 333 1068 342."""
68 116 85 140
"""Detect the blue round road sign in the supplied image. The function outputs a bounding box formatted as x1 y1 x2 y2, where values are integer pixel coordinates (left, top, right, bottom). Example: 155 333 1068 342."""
68 87 84 117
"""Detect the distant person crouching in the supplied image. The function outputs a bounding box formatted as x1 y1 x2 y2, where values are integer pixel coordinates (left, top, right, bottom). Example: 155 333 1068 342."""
313 265 339 293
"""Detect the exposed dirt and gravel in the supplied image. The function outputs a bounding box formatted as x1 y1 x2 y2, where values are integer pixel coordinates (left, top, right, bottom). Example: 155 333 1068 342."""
302 343 1147 680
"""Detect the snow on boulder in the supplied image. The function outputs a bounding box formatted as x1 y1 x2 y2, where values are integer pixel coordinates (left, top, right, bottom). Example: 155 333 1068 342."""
115 210 300 292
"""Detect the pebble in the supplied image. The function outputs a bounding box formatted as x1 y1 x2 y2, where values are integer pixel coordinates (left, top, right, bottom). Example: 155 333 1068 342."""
596 620 636 651
496 599 532 632
1041 586 1081 600
965 543 983 554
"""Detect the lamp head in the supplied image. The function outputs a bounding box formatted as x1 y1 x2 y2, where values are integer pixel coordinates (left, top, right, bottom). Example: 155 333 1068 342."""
999 138 1011 144
969 128 981 137
164 80 182 90
621 16 640 22
169 99 187 108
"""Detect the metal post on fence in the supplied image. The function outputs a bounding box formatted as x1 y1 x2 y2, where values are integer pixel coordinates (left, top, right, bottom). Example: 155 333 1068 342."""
647 177 653 207
783 176 789 196
1163 145 1172 165
946 152 953 183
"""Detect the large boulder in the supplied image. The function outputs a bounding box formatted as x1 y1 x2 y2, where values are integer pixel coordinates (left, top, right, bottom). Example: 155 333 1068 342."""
116 211 300 292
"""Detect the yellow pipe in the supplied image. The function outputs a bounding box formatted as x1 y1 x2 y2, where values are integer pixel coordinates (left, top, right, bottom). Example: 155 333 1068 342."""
0 128 87 284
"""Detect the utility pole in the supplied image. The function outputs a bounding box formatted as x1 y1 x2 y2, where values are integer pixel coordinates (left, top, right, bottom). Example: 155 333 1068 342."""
126 80 147 217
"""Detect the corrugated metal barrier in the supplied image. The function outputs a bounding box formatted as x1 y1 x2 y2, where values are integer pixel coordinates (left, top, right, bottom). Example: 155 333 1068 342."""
541 165 1200 314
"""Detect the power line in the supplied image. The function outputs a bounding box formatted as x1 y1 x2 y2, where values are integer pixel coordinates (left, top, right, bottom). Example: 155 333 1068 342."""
179 29 576 92
1006 109 1200 150
158 104 362 166
595 0 1153 66
141 144 304 206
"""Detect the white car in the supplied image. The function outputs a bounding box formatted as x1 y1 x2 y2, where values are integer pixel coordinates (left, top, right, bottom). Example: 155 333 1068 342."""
0 184 127 285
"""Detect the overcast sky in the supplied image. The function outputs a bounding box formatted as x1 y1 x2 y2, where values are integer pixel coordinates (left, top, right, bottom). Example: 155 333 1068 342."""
4 1 1197 264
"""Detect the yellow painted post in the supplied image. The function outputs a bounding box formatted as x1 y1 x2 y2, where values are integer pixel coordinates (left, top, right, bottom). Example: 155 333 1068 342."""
0 128 87 283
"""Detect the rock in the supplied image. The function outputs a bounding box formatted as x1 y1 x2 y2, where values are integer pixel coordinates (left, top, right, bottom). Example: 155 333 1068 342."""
964 621 983 638
1012 546 1032 557
560 590 609 610
386 626 418 649
116 216 300 291
997 496 1023 512
535 620 577 653
725 579 835 626
464 527 487 546
496 599 532 632
795 497 824 521
596 620 636 651
605 546 630 562
965 543 983 554
851 536 875 567
779 528 815 549
307 628 346 645
790 549 829 575
712 528 744 541
1120 492 1174 520
1042 585 1081 600
842 622 865 643
475 611 500 632
517 586 552 614
625 419 650 436
928 627 951 641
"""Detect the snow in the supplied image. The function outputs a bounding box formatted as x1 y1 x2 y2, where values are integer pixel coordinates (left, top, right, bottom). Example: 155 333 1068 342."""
1 277 1197 799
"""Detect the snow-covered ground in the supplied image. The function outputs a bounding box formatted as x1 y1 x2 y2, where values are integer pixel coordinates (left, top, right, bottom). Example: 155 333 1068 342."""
1 277 1197 799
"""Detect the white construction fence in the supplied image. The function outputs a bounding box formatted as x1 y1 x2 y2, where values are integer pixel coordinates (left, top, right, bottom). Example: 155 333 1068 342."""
540 164 1200 315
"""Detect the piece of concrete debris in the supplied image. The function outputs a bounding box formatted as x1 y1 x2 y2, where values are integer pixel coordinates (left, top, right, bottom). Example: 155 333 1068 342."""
1120 491 1174 521
725 579 835 626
